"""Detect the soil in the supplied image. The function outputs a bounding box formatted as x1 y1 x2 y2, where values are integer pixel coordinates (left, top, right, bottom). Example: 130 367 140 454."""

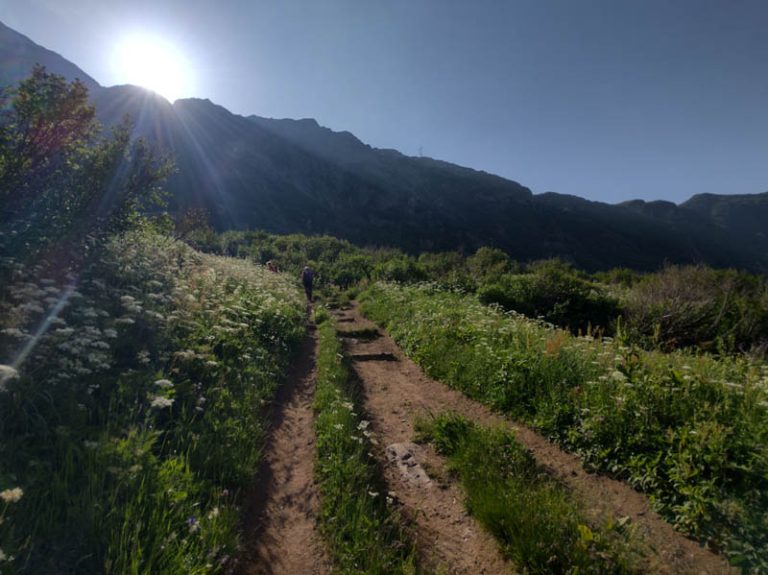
238 330 330 575
335 304 736 575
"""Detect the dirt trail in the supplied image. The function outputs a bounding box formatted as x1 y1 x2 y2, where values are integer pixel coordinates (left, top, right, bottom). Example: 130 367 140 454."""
239 330 329 575
335 304 735 575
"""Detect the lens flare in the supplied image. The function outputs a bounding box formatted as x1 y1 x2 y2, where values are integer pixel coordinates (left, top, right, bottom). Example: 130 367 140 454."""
112 32 193 101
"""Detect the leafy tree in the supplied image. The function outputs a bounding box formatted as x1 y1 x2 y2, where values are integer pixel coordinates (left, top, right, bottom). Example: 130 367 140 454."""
467 246 515 281
0 65 171 260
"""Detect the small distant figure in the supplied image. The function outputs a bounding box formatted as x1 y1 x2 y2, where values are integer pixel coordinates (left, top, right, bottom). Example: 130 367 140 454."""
301 265 314 302
266 260 279 273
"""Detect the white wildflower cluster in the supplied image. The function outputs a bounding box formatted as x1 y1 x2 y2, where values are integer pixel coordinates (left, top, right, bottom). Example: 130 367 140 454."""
150 396 174 409
0 487 23 503
0 364 19 392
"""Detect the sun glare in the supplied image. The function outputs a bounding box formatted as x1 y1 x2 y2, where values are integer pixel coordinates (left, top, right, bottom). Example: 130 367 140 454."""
112 33 193 102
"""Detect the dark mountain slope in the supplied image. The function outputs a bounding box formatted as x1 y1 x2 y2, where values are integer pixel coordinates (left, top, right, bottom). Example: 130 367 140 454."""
0 21 98 90
1 20 767 272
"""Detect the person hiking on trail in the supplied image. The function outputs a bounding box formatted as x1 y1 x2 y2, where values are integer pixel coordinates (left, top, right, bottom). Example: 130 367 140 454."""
266 260 278 273
301 265 314 302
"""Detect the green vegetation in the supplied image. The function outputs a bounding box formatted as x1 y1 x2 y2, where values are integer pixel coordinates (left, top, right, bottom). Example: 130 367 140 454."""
417 412 639 574
195 230 768 357
360 283 768 572
0 65 171 263
477 259 621 334
0 229 305 572
0 69 308 573
313 317 419 574
621 265 768 354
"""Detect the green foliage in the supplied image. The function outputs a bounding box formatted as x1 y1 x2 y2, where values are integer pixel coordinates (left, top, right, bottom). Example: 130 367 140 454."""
478 260 620 333
621 265 768 355
417 251 475 290
193 229 768 355
0 66 172 261
314 321 419 574
360 283 768 572
372 255 427 283
592 268 642 288
0 229 306 573
417 413 639 574
466 247 516 282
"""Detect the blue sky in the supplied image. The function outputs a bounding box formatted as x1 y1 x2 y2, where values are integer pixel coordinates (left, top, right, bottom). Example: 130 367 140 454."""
2 0 767 203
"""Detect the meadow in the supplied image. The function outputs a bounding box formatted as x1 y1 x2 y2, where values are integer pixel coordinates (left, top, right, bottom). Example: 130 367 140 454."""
360 282 768 573
0 228 305 573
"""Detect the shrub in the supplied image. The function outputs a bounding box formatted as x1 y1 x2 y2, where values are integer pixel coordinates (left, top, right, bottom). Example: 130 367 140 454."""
478 260 620 333
623 265 768 354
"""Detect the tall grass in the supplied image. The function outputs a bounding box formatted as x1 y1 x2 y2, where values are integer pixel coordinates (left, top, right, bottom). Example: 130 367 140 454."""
314 318 420 574
417 412 639 574
0 228 306 573
360 282 768 573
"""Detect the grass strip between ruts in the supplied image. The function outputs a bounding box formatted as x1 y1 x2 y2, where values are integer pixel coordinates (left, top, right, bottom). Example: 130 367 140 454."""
417 412 641 575
313 315 420 575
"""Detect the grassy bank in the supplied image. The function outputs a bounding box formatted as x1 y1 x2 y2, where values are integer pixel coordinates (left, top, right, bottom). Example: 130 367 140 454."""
417 412 639 574
360 282 768 573
313 316 420 574
0 229 306 573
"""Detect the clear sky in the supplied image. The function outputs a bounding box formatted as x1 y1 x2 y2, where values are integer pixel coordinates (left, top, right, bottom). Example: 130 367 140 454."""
2 0 767 204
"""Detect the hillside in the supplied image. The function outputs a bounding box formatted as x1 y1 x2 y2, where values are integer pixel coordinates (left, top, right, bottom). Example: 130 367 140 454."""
2 19 768 272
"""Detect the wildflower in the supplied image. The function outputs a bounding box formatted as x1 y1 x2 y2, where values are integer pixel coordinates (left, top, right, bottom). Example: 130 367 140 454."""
208 507 220 519
610 370 627 382
187 516 200 533
154 379 174 389
333 424 344 430
1 328 28 339
0 487 23 503
357 420 370 430
150 396 174 409
0 365 19 391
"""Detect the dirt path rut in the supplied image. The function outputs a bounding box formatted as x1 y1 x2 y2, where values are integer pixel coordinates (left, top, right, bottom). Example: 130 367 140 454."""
335 304 735 575
239 331 329 575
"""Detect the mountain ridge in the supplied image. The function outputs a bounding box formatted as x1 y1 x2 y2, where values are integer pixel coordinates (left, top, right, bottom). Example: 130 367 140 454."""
2 19 767 272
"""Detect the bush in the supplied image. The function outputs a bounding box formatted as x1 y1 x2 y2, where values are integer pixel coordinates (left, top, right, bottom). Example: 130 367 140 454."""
372 256 427 283
478 260 620 333
623 265 768 354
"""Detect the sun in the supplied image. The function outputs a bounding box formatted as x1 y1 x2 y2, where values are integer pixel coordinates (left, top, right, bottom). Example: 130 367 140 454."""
112 33 193 102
